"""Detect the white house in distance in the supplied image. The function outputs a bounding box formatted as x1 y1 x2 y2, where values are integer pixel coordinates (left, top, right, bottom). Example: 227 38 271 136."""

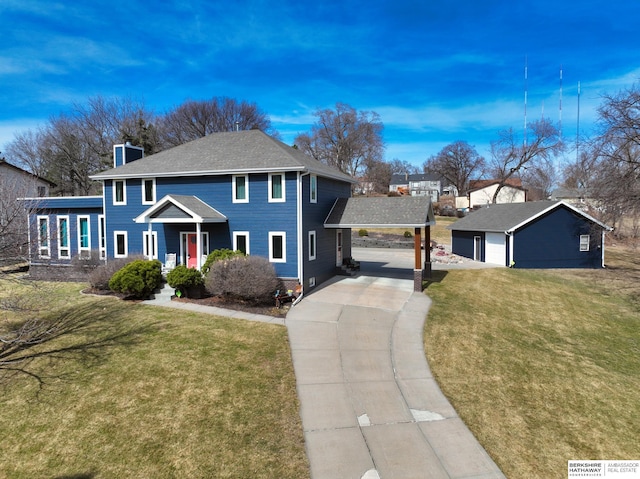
389 173 442 202
0 159 54 198
456 179 527 210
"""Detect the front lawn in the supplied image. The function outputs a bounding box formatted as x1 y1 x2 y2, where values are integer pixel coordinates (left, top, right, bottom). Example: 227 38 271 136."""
0 279 308 479
424 245 640 478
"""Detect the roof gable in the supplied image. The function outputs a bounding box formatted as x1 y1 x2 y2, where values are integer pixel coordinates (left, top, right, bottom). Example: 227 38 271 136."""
135 195 227 224
91 130 354 183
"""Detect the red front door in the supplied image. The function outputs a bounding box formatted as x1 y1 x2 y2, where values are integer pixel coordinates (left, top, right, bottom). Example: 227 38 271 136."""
187 233 198 268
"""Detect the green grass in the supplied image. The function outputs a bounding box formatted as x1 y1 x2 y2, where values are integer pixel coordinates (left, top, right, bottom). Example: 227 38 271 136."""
423 247 640 478
0 279 308 479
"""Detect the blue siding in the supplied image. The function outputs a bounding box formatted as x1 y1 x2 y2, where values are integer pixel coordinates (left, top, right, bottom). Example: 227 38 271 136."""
301 175 352 288
103 173 299 277
451 231 483 262
513 205 604 268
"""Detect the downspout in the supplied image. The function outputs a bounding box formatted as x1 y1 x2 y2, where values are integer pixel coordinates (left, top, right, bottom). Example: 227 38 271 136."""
294 171 311 306
507 230 514 267
601 229 606 268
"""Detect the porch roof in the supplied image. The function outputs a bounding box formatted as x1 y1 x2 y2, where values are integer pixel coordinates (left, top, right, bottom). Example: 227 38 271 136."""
324 196 436 229
134 194 227 224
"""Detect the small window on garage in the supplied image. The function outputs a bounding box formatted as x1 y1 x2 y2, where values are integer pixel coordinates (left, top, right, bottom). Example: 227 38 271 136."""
579 235 590 252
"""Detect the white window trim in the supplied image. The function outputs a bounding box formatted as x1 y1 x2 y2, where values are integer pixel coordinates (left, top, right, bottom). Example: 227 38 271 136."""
37 215 50 258
98 215 106 259
142 178 156 205
114 231 128 258
143 231 158 259
310 174 317 203
269 231 287 263
233 231 250 255
308 230 317 261
77 215 91 258
579 234 590 252
268 173 286 202
57 215 70 258
232 174 249 203
113 180 127 205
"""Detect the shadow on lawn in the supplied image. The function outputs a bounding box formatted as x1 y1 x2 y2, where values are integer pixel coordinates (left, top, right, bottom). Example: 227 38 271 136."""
0 301 157 389
52 473 96 479
423 270 448 289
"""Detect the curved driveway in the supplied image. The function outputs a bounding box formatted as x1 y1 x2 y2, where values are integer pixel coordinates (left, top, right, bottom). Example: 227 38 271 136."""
286 248 504 479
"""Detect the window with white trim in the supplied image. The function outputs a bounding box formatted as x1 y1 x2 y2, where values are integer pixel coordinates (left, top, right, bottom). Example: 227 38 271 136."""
232 175 249 203
579 235 590 252
114 231 128 258
269 232 286 263
268 173 285 202
77 216 91 258
143 231 158 259
58 216 70 258
142 178 156 205
98 215 106 259
113 180 127 205
308 230 316 260
233 231 250 255
37 216 50 258
310 174 317 203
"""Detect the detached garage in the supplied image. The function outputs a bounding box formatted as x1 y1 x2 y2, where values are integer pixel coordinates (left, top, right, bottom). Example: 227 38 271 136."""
449 201 612 268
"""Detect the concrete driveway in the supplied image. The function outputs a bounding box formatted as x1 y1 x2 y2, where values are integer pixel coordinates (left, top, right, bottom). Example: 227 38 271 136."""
286 248 505 479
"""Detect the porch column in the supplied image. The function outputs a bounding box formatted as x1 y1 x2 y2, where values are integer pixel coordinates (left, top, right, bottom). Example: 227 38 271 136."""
424 225 432 279
413 227 423 292
147 222 153 260
196 222 202 270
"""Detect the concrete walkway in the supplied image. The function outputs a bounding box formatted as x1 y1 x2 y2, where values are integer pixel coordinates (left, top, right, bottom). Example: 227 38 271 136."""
286 256 505 479
144 248 504 478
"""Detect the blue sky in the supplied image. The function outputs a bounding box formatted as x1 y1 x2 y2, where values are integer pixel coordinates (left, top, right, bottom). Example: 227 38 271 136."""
1 0 639 168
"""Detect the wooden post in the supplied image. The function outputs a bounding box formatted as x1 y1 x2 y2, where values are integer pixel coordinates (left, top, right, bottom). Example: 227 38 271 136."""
414 227 421 270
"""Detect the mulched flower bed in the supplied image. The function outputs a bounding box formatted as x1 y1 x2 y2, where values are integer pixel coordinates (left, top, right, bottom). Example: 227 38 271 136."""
174 295 290 318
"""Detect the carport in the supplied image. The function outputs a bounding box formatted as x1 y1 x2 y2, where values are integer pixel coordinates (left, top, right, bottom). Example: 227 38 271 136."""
324 196 436 291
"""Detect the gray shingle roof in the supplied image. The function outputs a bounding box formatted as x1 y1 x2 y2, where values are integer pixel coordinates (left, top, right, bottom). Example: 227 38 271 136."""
91 130 355 183
324 196 435 228
448 200 610 232
135 194 227 223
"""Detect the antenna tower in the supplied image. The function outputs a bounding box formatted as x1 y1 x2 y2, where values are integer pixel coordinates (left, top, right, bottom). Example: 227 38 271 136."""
559 66 563 139
524 56 528 146
576 81 581 162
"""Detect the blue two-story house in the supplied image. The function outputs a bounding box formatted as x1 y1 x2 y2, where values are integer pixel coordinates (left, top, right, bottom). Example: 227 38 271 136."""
25 130 357 290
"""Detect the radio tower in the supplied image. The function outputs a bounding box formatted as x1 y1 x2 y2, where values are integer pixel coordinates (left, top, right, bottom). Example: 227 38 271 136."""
524 56 528 146
576 81 581 162
559 66 563 139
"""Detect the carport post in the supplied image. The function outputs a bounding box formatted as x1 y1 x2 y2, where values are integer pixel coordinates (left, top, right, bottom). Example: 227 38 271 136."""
414 227 424 292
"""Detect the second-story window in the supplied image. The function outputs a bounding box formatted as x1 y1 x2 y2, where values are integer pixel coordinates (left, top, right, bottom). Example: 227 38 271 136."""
113 180 126 205
269 173 285 202
233 175 249 203
310 174 317 203
142 178 156 204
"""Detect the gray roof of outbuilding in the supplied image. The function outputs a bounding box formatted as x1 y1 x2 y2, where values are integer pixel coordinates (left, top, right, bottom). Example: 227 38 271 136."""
91 129 355 183
324 196 435 228
448 200 610 232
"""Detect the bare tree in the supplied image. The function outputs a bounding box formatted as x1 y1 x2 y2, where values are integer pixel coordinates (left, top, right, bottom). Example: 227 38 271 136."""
294 103 384 178
423 141 485 193
521 157 558 199
160 97 276 148
489 119 564 203
591 84 640 227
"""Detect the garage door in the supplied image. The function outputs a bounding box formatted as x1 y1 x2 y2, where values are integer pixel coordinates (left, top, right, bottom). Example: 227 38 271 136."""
485 233 506 265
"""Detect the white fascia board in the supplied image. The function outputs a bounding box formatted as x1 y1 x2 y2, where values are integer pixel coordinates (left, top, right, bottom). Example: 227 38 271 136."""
507 200 612 233
324 223 430 229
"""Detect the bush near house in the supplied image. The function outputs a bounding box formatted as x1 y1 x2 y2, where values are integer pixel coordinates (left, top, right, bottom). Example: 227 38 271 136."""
108 259 163 299
201 248 245 275
166 265 204 298
205 256 279 303
89 255 146 291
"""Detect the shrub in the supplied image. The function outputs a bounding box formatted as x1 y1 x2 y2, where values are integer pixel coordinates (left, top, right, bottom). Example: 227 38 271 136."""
166 264 204 296
358 229 369 237
89 255 146 291
205 256 279 303
108 259 163 299
403 230 413 238
201 248 245 275
71 249 104 273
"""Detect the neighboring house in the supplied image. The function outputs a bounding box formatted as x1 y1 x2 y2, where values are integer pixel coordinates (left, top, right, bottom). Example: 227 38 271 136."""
1 160 55 261
389 174 441 202
0 160 54 198
448 200 611 268
458 178 527 210
23 130 436 292
549 187 594 207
